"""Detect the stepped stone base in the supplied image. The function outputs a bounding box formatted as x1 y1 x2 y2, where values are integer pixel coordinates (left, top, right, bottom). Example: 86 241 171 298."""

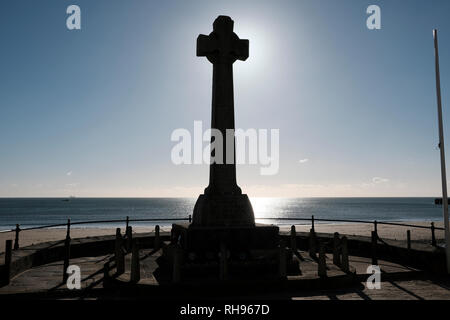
172 223 279 252
157 223 300 279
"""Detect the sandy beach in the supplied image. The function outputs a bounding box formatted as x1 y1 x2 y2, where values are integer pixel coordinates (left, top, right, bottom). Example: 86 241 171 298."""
0 221 446 253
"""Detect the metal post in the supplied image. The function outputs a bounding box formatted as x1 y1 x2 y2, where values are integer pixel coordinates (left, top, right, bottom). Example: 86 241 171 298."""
130 240 140 283
104 261 110 279
188 215 192 223
290 225 297 252
333 232 341 266
371 231 378 266
318 242 327 278
309 228 317 258
63 218 71 283
433 29 450 273
155 225 161 250
341 236 349 273
407 230 411 251
63 236 71 282
126 226 132 253
66 219 71 239
115 228 124 275
279 239 287 278
13 224 20 250
4 240 12 285
431 222 437 247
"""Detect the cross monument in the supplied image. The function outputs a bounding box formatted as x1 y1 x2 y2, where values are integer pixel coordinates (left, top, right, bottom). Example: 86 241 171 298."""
193 16 255 226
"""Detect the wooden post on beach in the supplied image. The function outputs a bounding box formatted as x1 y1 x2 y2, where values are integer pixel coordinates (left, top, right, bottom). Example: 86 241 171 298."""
279 239 287 278
374 220 378 237
333 232 341 266
63 234 71 283
219 241 228 280
173 245 181 283
290 225 297 252
126 226 133 253
407 230 411 251
115 228 125 275
125 216 129 230
155 225 161 250
309 228 317 258
371 231 378 265
130 240 140 283
431 222 437 247
318 242 327 278
13 224 20 250
4 240 12 285
311 215 315 232
341 236 350 273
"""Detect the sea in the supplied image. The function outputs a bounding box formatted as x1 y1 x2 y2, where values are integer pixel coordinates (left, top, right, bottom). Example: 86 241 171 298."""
0 197 444 231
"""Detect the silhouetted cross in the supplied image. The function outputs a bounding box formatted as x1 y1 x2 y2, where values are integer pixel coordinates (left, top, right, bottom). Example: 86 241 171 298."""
197 16 249 64
196 16 249 196
193 16 255 226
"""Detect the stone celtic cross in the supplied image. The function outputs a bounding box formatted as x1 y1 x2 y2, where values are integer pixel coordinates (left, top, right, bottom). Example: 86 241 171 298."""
193 16 255 226
197 15 248 196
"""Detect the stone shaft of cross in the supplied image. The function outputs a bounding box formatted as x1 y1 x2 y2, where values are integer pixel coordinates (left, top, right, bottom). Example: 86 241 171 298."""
197 15 249 196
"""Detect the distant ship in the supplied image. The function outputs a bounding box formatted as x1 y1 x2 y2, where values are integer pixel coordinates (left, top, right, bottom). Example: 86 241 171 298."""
62 196 76 202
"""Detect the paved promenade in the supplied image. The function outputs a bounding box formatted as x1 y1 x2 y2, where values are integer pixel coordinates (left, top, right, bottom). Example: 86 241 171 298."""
1 248 448 300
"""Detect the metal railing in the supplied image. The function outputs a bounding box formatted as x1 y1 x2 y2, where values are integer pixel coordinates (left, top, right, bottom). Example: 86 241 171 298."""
1 214 445 251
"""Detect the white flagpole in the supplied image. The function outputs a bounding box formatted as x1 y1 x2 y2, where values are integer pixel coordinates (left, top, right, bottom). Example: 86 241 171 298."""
433 29 450 273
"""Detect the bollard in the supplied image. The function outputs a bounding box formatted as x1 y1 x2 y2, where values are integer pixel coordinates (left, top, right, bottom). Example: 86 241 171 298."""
4 240 12 285
407 230 411 251
63 236 71 283
290 225 297 252
126 226 133 253
318 243 327 278
333 232 341 266
104 261 110 279
371 231 378 266
219 241 228 281
341 236 349 273
309 228 317 258
115 228 125 275
13 224 20 250
311 215 315 232
130 240 140 283
66 219 71 239
173 245 181 283
155 225 161 250
278 240 287 278
431 222 437 247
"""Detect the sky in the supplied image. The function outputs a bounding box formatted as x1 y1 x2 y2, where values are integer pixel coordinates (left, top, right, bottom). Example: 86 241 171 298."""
1 0 450 198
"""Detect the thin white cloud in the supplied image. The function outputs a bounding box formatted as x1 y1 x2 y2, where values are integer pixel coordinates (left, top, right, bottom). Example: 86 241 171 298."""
372 177 389 184
299 159 309 164
66 171 72 176
65 183 79 188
